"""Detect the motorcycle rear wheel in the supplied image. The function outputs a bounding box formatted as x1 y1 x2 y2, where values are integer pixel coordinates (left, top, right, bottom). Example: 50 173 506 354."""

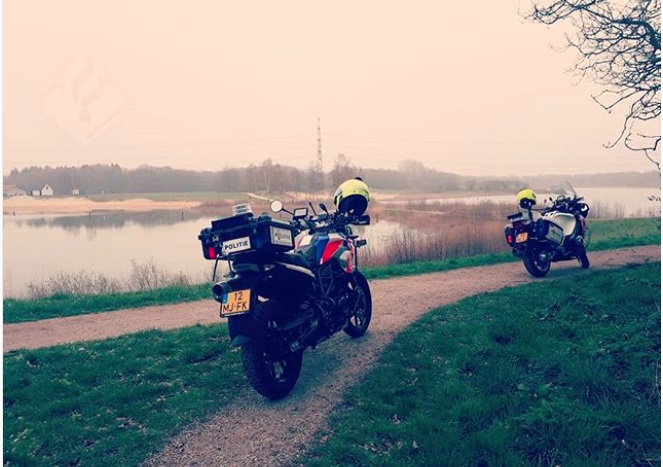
523 249 551 278
343 273 372 338
241 341 303 400
240 301 304 400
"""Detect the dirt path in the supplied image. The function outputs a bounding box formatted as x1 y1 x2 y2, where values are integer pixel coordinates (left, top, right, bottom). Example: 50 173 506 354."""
3 246 660 466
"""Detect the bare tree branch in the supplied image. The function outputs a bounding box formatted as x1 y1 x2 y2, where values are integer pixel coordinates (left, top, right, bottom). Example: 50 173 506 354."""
525 0 661 170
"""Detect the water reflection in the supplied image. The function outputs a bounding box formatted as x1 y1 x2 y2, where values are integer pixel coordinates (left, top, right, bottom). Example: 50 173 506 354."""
4 210 221 297
3 208 401 298
352 219 402 245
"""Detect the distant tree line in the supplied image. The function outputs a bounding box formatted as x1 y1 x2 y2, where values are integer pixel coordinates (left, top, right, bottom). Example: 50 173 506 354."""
4 156 658 196
3 158 518 196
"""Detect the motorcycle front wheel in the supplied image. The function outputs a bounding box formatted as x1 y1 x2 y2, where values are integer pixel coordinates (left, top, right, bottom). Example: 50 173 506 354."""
523 248 551 278
343 272 372 338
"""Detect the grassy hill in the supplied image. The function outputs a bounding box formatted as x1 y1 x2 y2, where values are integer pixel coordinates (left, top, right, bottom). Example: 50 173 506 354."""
300 262 661 466
4 262 660 466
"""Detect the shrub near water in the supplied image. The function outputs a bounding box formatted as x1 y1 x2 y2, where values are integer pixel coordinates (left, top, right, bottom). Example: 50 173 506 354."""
3 217 659 322
366 198 660 268
303 262 661 467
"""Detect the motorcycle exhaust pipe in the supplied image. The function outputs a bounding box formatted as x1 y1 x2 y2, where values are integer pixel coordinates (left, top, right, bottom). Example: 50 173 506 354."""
212 282 231 303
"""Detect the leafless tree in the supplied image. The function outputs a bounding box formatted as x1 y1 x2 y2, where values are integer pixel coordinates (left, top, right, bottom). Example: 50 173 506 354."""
525 0 661 170
329 153 357 188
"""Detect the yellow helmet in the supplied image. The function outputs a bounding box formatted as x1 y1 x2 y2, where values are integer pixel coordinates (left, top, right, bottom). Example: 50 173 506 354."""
333 177 370 215
516 188 536 209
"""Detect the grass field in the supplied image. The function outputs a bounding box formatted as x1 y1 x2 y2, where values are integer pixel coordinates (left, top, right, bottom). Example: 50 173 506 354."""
3 325 242 466
4 263 659 466
589 217 661 247
298 262 661 467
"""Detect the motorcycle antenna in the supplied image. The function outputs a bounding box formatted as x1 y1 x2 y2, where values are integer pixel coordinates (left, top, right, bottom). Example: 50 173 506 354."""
308 201 318 215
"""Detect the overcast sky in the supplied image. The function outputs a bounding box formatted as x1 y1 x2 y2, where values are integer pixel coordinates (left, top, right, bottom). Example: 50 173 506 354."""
3 0 659 177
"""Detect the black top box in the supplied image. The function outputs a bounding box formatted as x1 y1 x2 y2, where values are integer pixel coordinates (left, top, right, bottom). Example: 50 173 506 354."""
199 213 295 260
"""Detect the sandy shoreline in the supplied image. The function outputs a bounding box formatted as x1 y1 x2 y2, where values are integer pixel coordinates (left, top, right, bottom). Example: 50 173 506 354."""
3 191 517 215
3 196 202 215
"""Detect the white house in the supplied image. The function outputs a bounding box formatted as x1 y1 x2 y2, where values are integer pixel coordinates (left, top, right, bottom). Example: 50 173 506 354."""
30 184 54 197
3 185 27 197
40 184 54 196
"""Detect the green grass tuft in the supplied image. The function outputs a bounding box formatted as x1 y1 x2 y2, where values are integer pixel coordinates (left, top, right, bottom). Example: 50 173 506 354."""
3 323 243 466
3 284 213 323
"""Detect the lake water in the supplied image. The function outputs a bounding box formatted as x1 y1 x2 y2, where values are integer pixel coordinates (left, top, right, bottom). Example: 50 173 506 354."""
422 187 660 218
3 210 216 298
3 187 659 298
2 209 403 298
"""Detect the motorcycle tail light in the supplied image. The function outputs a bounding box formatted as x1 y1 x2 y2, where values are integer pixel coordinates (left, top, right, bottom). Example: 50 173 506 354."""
207 246 217 259
504 225 516 246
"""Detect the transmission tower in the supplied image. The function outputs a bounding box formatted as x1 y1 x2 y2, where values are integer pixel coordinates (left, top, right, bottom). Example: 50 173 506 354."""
316 117 323 173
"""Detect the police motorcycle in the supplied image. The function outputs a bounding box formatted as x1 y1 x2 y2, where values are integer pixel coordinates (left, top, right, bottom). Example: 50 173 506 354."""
504 184 590 278
197 178 372 399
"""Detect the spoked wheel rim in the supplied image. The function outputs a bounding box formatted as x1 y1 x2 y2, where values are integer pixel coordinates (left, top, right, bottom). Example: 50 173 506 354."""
242 341 303 400
264 319 290 383
532 254 550 272
523 249 551 278
263 351 297 384
349 289 368 328
241 308 303 400
344 277 372 337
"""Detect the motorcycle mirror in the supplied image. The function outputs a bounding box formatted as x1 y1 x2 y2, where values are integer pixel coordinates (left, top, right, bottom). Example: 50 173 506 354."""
319 203 329 214
270 200 283 213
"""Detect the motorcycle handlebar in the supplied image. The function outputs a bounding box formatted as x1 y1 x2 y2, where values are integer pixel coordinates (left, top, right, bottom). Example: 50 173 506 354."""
543 195 588 216
294 211 368 234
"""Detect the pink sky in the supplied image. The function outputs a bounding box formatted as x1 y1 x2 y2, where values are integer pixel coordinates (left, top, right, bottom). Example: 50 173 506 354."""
3 0 659 176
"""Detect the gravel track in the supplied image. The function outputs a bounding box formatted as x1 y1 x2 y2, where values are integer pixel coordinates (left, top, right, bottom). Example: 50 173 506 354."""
3 246 659 466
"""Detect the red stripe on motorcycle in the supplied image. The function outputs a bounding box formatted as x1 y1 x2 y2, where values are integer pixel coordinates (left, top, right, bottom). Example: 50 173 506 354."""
321 239 343 264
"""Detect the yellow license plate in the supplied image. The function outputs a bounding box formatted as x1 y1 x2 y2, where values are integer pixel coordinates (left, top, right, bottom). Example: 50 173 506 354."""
515 232 528 243
220 289 251 317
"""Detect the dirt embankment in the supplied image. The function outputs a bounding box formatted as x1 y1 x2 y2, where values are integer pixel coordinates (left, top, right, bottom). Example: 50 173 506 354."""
3 196 202 215
3 245 659 467
2 190 504 215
